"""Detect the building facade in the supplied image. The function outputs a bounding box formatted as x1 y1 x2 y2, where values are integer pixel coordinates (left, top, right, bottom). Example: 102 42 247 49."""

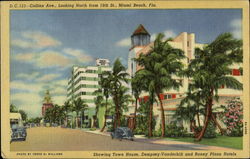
67 58 112 127
127 24 243 131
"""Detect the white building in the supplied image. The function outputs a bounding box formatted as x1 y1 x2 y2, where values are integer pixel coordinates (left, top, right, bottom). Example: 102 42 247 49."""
67 58 112 127
127 24 243 130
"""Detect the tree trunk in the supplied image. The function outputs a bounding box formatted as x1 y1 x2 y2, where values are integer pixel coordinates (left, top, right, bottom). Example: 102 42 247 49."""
114 96 119 129
82 111 85 129
196 89 213 141
211 113 224 135
197 105 201 127
101 98 108 132
197 112 201 127
157 94 165 137
76 112 79 128
148 102 153 137
132 98 138 131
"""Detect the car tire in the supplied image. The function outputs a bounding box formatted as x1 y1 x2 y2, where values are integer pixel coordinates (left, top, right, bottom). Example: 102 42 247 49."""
130 138 134 141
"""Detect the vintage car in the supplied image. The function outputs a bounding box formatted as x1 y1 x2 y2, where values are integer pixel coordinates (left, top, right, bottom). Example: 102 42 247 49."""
11 124 27 141
111 127 134 141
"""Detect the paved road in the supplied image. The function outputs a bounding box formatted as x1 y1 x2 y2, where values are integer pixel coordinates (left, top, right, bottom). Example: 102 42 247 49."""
10 127 214 151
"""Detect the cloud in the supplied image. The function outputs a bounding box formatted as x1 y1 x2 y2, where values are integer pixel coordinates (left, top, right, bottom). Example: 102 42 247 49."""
36 51 71 68
16 72 40 80
12 49 94 68
36 74 61 82
115 38 131 47
11 80 43 93
13 52 36 61
11 92 42 117
11 39 34 48
63 48 94 63
230 19 242 39
10 79 68 117
151 30 177 41
11 31 61 49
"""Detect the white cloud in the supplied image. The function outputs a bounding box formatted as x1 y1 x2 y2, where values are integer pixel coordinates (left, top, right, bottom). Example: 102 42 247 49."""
115 38 131 47
11 92 42 117
11 39 34 48
151 30 176 41
53 79 68 87
11 80 43 93
230 19 242 39
11 31 61 49
36 74 61 82
36 51 71 68
12 49 94 68
63 48 94 63
11 79 68 117
16 72 40 80
13 52 36 61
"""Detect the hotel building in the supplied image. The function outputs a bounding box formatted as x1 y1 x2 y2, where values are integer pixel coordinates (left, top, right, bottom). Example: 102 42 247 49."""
67 58 111 127
127 24 242 131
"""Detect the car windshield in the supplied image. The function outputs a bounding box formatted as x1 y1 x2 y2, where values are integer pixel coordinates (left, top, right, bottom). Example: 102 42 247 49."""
11 124 19 129
119 127 132 135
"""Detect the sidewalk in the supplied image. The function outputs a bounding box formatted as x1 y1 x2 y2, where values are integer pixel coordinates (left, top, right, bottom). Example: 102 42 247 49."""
83 129 236 150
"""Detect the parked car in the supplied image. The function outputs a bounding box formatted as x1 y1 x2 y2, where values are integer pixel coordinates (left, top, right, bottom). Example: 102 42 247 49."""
11 124 27 142
111 127 134 141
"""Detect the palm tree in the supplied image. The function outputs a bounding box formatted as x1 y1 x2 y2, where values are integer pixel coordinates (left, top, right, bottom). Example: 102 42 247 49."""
131 74 143 131
175 91 205 131
117 86 133 118
62 100 72 127
187 33 243 141
73 98 88 128
99 72 112 132
57 105 66 126
93 89 105 128
10 104 18 112
108 58 129 128
134 33 185 137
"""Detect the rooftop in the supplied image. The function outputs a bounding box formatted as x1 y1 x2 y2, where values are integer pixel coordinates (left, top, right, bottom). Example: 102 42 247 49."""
132 24 150 36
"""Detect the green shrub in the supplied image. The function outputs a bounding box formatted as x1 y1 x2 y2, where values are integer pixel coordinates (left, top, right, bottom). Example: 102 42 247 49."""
152 128 161 137
165 121 189 137
204 121 217 138
89 128 96 131
194 121 217 138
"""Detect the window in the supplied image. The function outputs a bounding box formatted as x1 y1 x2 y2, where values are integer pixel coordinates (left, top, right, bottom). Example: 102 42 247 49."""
231 69 241 76
164 94 172 99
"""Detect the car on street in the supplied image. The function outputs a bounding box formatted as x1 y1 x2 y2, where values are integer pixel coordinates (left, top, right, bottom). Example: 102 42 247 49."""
111 127 134 141
11 124 27 142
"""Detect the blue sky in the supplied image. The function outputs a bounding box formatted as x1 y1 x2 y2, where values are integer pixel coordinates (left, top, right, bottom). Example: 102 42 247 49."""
10 9 242 117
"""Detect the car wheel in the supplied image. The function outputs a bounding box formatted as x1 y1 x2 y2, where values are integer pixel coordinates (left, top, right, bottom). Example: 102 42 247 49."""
130 138 134 141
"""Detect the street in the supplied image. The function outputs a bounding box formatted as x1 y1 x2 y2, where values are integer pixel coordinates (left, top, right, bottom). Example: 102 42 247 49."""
10 127 227 151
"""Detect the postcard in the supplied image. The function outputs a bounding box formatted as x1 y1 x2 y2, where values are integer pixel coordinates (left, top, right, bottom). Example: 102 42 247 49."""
1 0 249 158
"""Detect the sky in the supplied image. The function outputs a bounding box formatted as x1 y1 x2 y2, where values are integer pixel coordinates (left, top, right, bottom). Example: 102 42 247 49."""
10 9 242 118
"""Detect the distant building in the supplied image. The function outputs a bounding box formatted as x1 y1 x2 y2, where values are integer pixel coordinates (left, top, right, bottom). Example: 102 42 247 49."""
67 58 112 127
127 24 243 130
41 90 54 117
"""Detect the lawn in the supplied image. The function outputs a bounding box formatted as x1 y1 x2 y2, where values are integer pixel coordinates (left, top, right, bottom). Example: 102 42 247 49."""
165 136 243 149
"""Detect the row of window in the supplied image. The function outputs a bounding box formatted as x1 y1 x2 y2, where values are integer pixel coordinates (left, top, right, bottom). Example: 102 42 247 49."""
74 70 98 79
139 94 177 103
72 84 100 93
